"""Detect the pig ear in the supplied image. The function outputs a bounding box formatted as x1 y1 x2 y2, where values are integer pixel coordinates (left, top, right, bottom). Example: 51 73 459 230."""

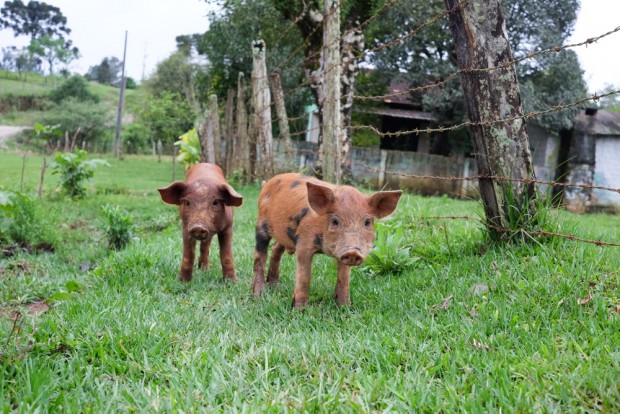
368 190 402 218
306 182 335 215
220 184 243 207
158 182 186 205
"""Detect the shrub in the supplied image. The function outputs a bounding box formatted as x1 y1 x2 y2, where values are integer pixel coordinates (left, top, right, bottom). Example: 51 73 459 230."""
123 122 151 154
0 190 55 249
175 128 202 169
50 150 109 198
101 205 133 250
49 75 99 104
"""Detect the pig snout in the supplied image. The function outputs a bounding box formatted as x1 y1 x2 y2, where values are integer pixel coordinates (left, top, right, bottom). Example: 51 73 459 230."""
189 223 210 240
339 248 365 266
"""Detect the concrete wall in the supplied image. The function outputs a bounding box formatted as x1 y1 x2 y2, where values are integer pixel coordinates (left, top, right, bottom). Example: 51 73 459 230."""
593 137 620 208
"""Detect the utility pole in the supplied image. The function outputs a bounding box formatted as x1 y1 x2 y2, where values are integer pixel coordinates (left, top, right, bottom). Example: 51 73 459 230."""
114 30 128 158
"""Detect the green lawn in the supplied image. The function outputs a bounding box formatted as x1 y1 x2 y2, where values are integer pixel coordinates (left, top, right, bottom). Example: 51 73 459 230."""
1 151 619 412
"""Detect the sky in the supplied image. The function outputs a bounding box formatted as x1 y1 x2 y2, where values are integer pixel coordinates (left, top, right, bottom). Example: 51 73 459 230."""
0 0 618 92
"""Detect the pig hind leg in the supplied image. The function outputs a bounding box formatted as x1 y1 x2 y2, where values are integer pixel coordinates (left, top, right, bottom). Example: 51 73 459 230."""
253 221 272 296
267 241 285 285
218 228 237 283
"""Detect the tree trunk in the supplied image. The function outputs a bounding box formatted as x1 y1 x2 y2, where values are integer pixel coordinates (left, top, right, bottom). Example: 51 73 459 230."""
251 39 274 181
198 109 215 163
444 0 537 239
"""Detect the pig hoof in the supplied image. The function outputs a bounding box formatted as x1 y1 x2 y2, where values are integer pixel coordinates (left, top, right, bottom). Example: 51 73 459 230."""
179 274 192 282
253 283 265 297
223 275 237 283
292 297 308 309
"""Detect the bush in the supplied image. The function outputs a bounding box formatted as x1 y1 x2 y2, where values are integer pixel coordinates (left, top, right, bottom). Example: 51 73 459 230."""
123 122 151 154
0 190 55 249
175 128 201 169
50 150 109 198
49 75 99 104
101 205 133 250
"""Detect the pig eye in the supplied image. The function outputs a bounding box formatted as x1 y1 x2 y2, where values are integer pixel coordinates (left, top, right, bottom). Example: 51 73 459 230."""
364 218 372 227
331 217 339 226
212 199 220 206
184 200 191 207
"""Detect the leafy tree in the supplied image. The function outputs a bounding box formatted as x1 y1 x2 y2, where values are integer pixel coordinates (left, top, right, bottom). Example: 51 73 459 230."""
367 0 587 154
145 50 198 105
49 75 99 104
85 57 122 86
29 34 79 75
140 91 196 146
0 0 71 43
51 150 109 198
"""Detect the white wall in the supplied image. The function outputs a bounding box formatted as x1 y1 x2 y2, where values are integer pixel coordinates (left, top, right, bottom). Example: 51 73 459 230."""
593 137 620 206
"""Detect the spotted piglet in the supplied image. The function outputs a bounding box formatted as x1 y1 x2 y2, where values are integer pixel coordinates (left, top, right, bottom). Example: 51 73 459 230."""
252 173 402 308
158 163 243 282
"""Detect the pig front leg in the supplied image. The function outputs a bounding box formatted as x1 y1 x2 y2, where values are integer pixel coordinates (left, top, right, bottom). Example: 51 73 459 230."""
198 234 213 270
180 236 197 282
217 227 237 283
335 262 352 306
292 250 314 308
253 222 271 296
267 241 286 286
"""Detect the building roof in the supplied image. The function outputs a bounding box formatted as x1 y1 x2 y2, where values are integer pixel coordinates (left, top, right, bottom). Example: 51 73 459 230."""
574 109 620 136
384 82 414 106
357 107 435 121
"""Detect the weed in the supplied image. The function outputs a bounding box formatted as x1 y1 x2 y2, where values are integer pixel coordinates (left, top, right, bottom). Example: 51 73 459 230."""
360 221 420 275
100 205 133 250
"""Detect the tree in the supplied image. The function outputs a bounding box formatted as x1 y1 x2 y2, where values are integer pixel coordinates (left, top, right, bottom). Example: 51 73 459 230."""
0 0 71 43
85 57 122 86
49 75 99 104
140 91 196 146
367 0 587 154
29 34 79 75
145 50 198 106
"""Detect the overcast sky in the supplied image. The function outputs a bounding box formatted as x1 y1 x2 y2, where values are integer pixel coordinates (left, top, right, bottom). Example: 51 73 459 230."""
0 0 618 93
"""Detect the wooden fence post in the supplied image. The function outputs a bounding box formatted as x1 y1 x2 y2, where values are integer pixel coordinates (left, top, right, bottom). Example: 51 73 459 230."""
224 88 235 174
251 39 274 181
322 0 342 184
209 95 222 165
236 73 250 178
198 109 215 163
444 0 537 239
270 70 292 165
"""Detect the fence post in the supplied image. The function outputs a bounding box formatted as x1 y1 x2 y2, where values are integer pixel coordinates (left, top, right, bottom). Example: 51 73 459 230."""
198 109 215 163
209 95 222 165
270 70 292 165
251 39 274 181
236 73 250 178
321 0 342 184
224 88 235 174
444 0 537 239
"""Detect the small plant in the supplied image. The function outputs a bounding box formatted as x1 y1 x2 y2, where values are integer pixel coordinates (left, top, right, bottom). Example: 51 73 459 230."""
175 128 202 170
50 150 109 198
361 221 419 275
101 205 133 250
0 190 55 250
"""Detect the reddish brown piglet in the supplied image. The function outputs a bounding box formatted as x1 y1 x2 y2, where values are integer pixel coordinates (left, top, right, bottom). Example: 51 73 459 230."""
253 173 402 308
158 163 243 282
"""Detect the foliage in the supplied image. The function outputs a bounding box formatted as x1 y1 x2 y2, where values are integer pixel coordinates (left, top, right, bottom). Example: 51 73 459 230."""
50 150 109 198
41 98 110 150
0 0 71 42
0 190 54 248
85 56 122 86
360 221 419 275
368 0 587 137
351 110 381 147
140 91 196 145
122 122 151 154
32 121 61 147
145 49 199 105
100 204 133 250
175 128 202 169
28 34 79 76
48 75 99 104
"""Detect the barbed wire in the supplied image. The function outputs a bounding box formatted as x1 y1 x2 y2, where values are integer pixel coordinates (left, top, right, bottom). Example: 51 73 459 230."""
422 215 620 247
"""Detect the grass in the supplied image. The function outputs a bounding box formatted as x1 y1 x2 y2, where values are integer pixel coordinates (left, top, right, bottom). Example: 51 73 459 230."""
1 150 619 412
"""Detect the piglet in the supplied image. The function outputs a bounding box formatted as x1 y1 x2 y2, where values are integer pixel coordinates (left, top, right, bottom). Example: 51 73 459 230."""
158 163 243 282
252 173 402 308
